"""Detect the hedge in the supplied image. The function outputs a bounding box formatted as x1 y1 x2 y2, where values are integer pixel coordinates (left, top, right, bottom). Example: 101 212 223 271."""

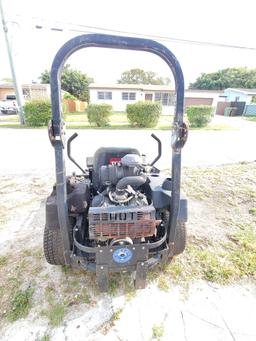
87 103 112 127
24 100 52 126
186 105 213 128
126 101 161 127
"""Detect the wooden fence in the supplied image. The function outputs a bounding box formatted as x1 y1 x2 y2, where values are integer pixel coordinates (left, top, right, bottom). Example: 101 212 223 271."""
63 99 87 113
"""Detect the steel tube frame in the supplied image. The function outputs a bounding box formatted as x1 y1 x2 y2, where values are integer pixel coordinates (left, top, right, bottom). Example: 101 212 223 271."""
50 34 185 263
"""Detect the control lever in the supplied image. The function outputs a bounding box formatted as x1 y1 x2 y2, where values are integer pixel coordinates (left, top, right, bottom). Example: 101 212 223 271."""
150 133 162 166
67 133 86 174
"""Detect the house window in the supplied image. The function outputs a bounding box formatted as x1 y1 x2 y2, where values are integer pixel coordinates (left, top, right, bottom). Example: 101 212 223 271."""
155 92 175 106
122 92 136 100
97 91 112 100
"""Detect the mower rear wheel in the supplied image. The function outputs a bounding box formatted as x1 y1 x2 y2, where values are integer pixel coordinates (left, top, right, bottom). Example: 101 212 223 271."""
162 210 187 256
173 221 187 256
43 227 65 265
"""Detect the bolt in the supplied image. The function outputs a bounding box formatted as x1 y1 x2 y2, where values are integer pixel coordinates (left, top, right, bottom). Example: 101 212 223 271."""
141 262 144 266
100 266 104 269
132 247 135 250
142 246 145 250
99 250 103 253
110 249 113 252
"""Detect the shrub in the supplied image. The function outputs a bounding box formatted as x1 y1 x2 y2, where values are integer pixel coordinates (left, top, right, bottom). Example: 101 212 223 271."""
63 92 77 100
126 101 161 127
24 100 51 126
186 105 213 128
87 103 112 127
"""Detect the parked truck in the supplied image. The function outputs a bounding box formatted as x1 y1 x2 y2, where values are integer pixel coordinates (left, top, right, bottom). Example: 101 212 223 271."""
0 94 17 114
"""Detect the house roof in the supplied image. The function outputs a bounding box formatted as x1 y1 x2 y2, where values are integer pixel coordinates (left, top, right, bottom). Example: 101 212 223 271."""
89 83 224 95
186 89 223 94
89 83 174 91
224 88 256 95
0 83 49 89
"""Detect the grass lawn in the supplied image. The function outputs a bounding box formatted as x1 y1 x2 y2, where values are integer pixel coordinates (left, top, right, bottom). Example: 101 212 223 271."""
243 116 256 122
0 112 235 130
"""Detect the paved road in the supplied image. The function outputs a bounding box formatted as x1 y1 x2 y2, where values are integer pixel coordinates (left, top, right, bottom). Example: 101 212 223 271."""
0 117 255 175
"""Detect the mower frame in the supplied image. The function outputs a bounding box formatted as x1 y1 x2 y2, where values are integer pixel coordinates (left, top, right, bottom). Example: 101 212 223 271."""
48 34 187 288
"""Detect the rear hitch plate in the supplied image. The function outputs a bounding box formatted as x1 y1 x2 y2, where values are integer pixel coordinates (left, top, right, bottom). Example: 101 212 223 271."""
96 244 149 292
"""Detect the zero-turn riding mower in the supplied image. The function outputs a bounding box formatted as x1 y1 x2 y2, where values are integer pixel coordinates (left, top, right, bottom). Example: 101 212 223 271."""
44 34 188 291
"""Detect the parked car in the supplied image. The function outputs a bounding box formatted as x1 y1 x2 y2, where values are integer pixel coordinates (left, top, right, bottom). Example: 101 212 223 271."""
0 94 18 115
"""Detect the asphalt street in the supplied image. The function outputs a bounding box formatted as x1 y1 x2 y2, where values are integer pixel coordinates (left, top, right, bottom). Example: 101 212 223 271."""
0 117 255 175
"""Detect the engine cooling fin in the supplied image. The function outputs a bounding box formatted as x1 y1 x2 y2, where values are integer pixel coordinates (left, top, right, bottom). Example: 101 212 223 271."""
88 205 160 240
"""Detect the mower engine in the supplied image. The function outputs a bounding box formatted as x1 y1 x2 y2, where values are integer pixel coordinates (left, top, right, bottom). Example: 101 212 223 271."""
89 154 159 241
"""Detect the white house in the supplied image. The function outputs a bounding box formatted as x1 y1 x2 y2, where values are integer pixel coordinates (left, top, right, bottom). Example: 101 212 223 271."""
89 83 176 115
222 88 256 104
184 89 222 107
0 83 51 101
89 83 222 115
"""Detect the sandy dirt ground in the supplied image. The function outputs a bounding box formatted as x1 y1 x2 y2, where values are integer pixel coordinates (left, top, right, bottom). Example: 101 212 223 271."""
0 118 255 340
0 166 255 341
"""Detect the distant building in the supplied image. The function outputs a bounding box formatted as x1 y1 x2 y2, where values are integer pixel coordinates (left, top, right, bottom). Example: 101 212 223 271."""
89 83 222 114
0 83 50 101
222 88 256 104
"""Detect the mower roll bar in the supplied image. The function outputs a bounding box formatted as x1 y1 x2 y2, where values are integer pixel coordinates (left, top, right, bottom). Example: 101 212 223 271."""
49 34 187 263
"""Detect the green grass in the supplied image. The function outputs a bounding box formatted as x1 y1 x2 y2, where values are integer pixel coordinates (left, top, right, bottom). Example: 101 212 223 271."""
149 162 256 286
189 123 237 131
150 223 256 287
249 208 256 216
0 256 8 267
0 114 19 122
152 324 164 340
157 276 170 292
43 302 65 326
7 287 34 321
228 225 256 277
243 116 256 122
0 113 233 130
36 335 50 341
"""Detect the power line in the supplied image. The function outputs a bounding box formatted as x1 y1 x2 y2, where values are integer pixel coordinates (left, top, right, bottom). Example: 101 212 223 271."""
10 14 256 51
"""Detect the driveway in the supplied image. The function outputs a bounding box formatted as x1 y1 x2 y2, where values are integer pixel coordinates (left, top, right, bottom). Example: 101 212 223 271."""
0 116 255 175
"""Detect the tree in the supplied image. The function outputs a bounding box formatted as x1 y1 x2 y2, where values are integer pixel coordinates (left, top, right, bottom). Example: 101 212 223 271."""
39 64 93 102
189 67 256 90
118 68 171 85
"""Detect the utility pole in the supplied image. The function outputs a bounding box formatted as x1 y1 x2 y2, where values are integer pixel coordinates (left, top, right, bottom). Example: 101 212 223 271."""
0 0 25 124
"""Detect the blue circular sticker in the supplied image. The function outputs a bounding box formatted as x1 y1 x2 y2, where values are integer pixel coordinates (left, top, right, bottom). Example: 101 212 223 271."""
113 248 133 264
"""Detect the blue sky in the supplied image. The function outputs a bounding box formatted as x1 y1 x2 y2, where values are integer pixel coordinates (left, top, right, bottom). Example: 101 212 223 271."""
1 0 256 87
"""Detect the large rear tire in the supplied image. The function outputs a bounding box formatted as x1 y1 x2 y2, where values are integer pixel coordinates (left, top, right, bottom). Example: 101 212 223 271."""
43 227 65 265
162 211 187 256
173 221 187 256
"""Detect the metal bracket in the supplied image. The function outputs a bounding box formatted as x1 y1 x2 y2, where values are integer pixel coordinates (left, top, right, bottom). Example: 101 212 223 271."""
135 261 148 289
168 242 175 258
48 119 66 148
95 244 149 292
48 120 55 146
171 122 188 150
96 264 109 292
